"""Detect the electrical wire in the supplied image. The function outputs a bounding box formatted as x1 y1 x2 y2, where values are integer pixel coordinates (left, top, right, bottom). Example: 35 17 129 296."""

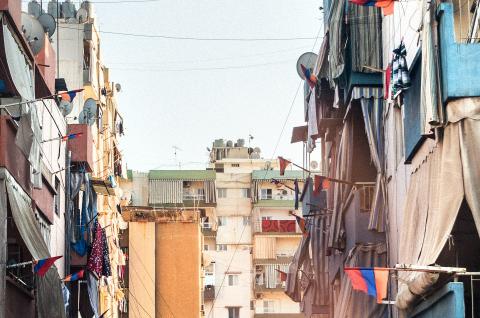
57 25 322 42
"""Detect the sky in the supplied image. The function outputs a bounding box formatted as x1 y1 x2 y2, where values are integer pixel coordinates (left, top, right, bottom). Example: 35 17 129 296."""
90 0 323 171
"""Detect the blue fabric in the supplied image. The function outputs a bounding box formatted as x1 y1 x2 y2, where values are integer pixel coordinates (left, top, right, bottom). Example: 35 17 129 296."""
360 269 377 297
72 174 90 256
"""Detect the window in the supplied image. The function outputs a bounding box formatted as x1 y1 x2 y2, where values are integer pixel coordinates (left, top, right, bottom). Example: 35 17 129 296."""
227 307 240 318
35 210 51 252
217 244 227 251
218 188 227 198
228 274 239 286
241 188 251 198
231 163 240 167
263 300 275 313
260 189 272 199
54 176 60 215
218 216 227 226
242 216 250 226
204 244 209 251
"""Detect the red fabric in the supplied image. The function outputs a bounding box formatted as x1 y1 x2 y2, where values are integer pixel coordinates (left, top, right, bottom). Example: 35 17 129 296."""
345 269 368 293
262 219 280 232
314 175 329 194
385 65 391 99
87 222 103 276
278 157 291 176
276 269 288 282
278 220 296 233
294 215 308 236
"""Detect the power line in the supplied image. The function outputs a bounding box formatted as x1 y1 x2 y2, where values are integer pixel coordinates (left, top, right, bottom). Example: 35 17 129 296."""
106 45 311 65
110 59 295 72
58 25 322 42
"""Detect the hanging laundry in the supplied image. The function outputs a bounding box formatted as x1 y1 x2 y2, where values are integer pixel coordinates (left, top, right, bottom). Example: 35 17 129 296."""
313 175 330 195
349 0 395 16
101 225 112 277
87 222 104 277
392 41 411 94
344 267 389 303
275 268 288 282
63 270 85 282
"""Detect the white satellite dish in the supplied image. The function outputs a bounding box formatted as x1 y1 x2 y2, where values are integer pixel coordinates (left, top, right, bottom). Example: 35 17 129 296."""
38 13 56 38
296 52 318 80
21 12 46 55
310 161 319 170
76 8 88 23
59 99 73 116
78 98 97 126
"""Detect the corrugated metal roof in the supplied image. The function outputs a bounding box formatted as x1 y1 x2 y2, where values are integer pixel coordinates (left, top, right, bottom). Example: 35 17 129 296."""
252 170 305 180
148 170 216 180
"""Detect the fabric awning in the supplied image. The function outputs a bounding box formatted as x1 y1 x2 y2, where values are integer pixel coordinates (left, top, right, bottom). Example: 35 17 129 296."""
1 169 65 318
396 97 480 308
291 125 308 143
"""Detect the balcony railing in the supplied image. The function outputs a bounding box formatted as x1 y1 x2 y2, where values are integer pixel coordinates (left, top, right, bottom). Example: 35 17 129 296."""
254 220 300 234
259 194 295 200
183 191 205 200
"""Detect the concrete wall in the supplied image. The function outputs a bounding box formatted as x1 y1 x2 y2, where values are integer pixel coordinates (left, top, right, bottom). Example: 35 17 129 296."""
156 222 202 318
129 222 156 318
255 292 300 314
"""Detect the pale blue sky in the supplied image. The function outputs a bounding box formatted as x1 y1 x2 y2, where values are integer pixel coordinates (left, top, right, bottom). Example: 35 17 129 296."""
83 1 322 170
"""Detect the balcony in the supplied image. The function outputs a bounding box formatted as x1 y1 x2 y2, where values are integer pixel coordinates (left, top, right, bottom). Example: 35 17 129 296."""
67 124 93 172
183 190 205 201
254 283 285 293
201 222 216 237
254 220 301 235
204 285 215 300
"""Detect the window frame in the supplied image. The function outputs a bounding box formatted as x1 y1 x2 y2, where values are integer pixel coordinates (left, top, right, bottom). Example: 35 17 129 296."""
228 274 239 286
241 188 251 198
218 216 227 226
217 244 227 252
218 188 227 198
227 307 240 318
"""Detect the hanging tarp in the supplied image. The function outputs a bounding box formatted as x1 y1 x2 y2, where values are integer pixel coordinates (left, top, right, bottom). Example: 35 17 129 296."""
310 214 330 306
286 231 311 302
2 20 34 100
334 243 387 318
148 180 183 204
329 0 346 81
348 4 383 73
2 171 65 318
396 97 480 308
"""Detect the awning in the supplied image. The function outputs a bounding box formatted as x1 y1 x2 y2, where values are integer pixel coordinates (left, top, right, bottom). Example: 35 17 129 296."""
0 169 65 318
291 125 308 143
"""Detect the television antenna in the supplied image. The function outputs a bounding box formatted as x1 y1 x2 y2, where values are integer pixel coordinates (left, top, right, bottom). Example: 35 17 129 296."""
173 145 182 169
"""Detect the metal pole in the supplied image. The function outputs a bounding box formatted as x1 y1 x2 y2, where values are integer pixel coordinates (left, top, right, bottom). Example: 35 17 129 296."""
65 151 71 277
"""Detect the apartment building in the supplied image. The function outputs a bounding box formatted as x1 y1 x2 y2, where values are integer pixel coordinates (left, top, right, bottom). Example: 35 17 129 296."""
251 170 304 317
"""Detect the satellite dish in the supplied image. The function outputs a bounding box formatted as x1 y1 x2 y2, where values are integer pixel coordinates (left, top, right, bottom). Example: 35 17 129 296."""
78 98 97 126
76 8 88 23
59 99 73 116
310 161 319 170
115 83 122 92
254 147 261 153
296 52 318 80
38 13 56 37
21 13 46 55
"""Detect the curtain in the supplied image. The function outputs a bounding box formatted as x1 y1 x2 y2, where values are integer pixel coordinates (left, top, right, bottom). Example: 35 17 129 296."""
203 181 216 204
311 214 330 306
328 116 354 249
360 97 386 232
396 98 480 308
286 233 311 302
307 87 319 153
251 180 259 203
334 243 387 318
328 0 346 81
4 175 66 318
420 2 442 133
254 237 276 259
348 5 382 73
148 180 183 204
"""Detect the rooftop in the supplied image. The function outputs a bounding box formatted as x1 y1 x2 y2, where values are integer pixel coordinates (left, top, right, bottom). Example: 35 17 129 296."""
252 170 305 181
148 170 216 181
